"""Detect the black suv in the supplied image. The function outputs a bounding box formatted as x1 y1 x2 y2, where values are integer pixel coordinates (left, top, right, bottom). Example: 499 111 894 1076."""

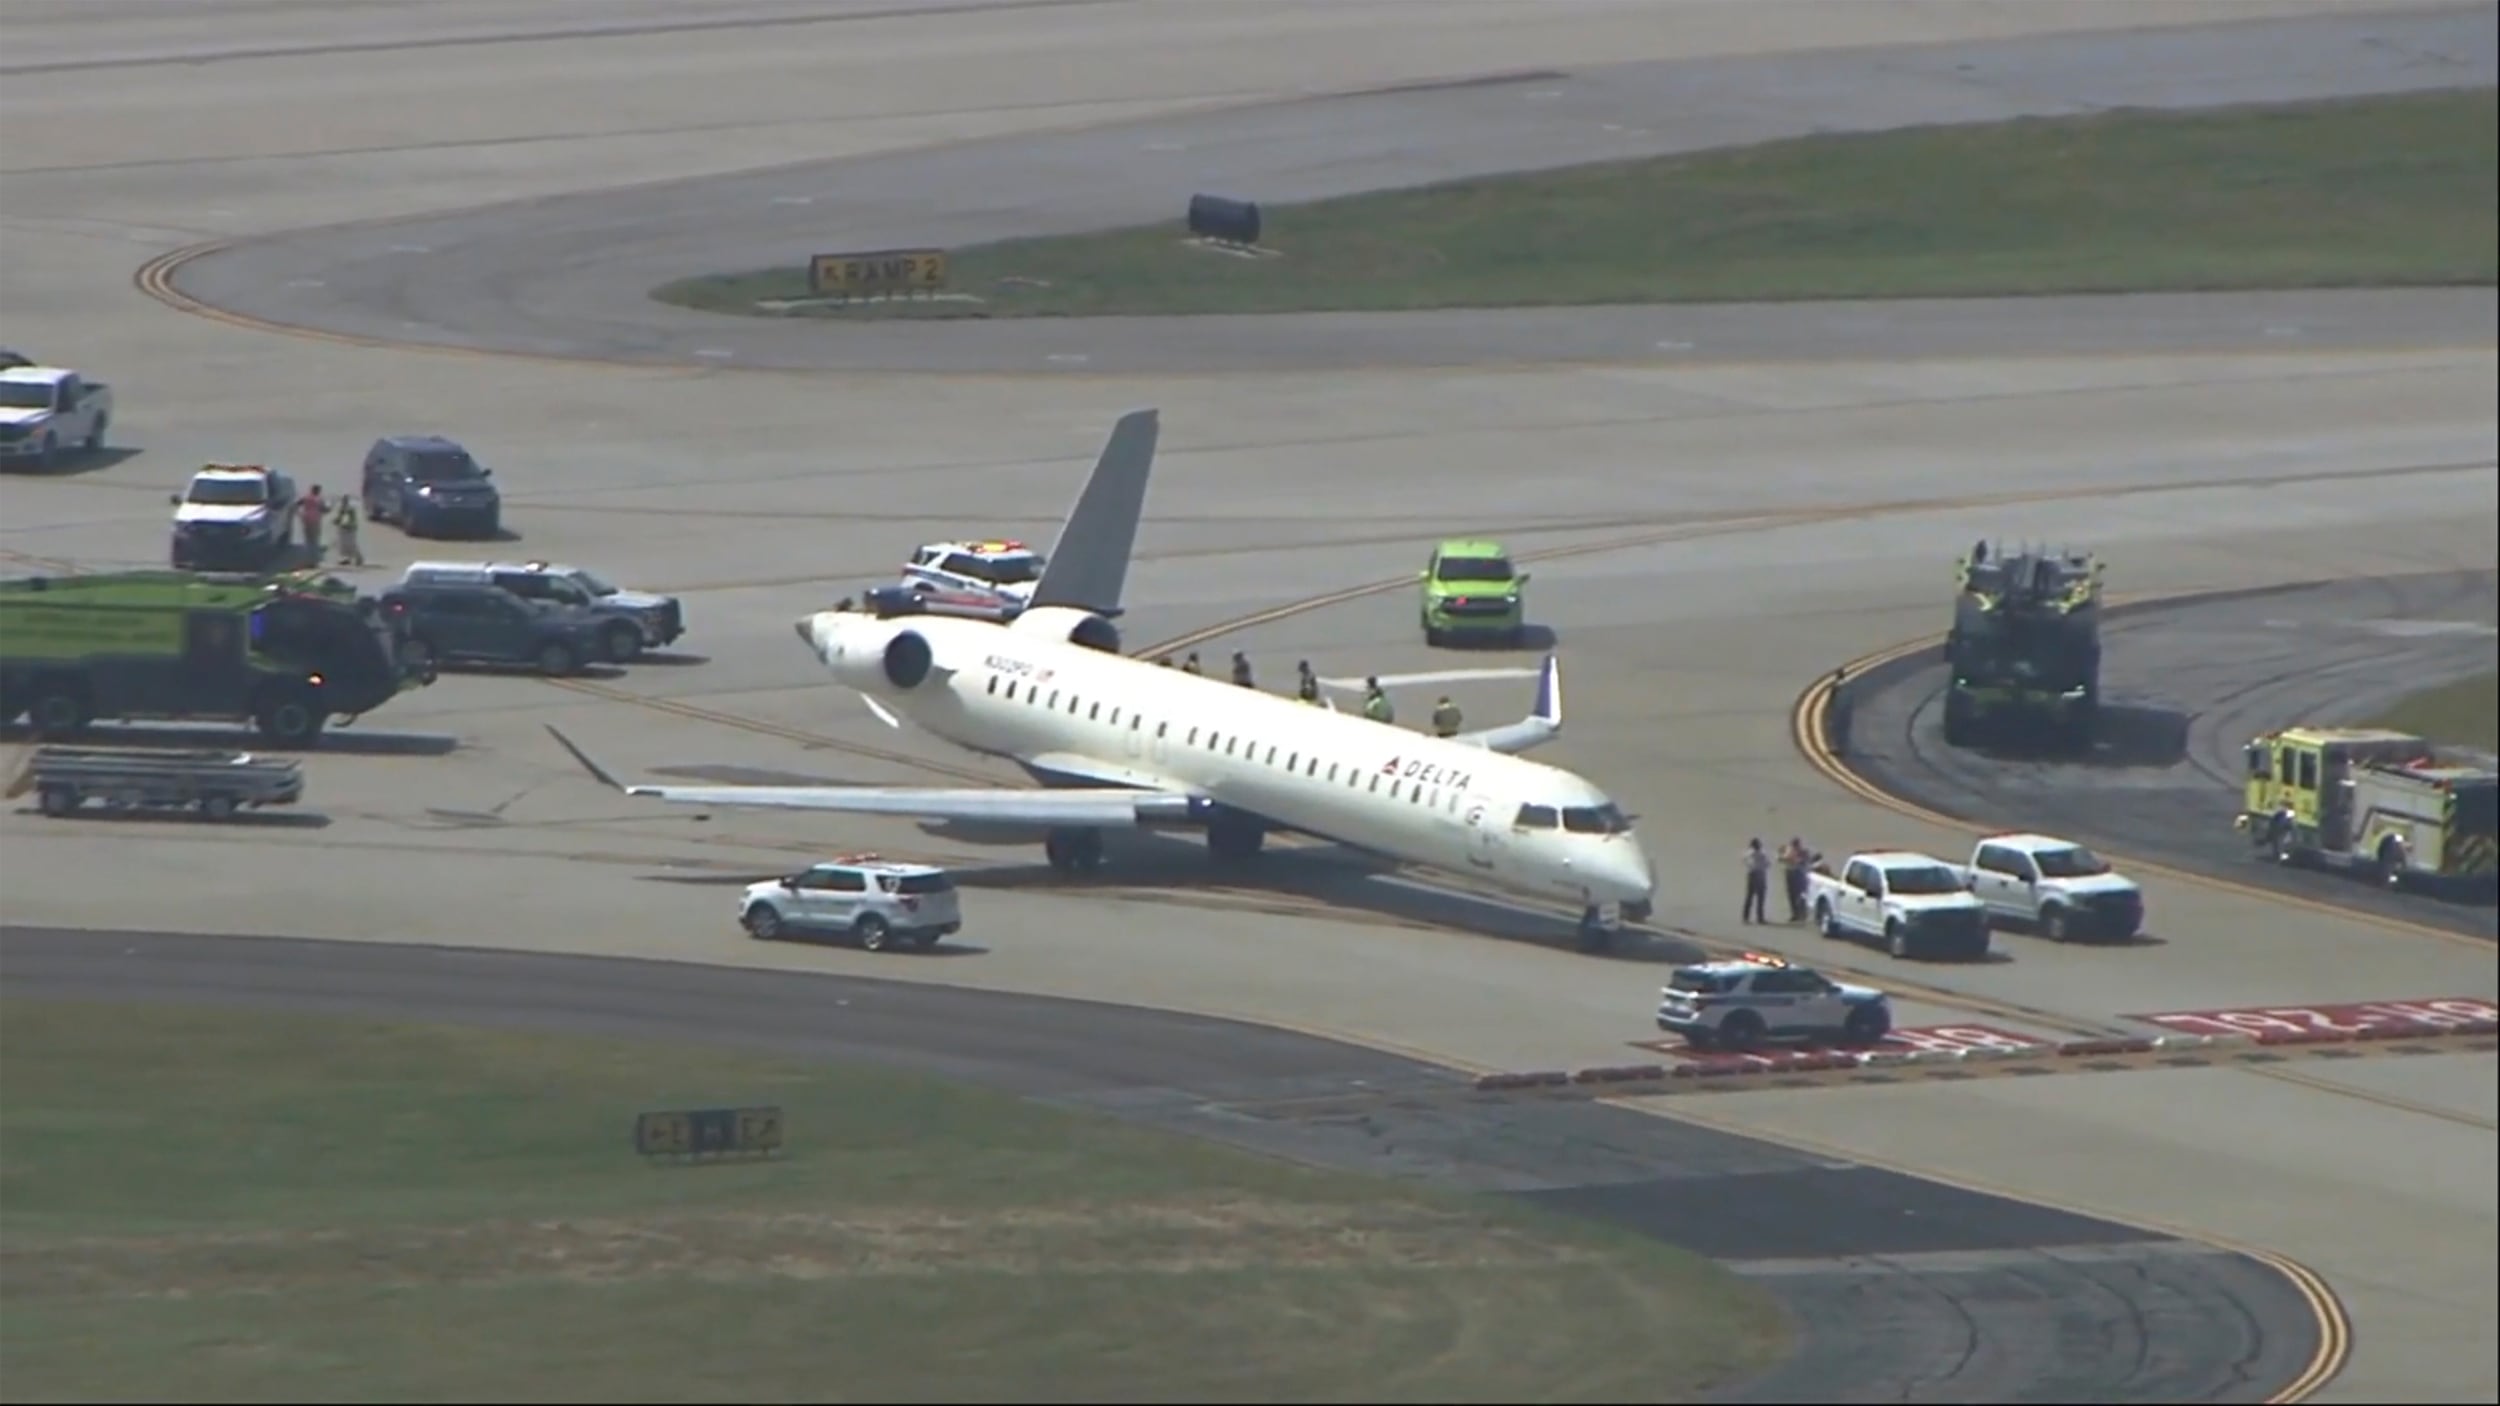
362 435 502 539
377 582 605 676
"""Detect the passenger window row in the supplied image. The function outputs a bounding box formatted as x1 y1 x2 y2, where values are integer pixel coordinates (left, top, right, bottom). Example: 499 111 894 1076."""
981 668 1470 812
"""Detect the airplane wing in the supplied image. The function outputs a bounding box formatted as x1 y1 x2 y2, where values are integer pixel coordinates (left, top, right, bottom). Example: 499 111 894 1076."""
1449 654 1563 756
545 726 1198 827
1028 408 1158 616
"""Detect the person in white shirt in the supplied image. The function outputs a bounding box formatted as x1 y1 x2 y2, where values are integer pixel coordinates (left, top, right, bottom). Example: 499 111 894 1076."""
1742 838 1770 924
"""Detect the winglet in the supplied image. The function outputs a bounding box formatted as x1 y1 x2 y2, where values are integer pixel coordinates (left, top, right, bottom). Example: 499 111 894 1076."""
1029 408 1159 616
1532 653 1561 729
546 724 631 793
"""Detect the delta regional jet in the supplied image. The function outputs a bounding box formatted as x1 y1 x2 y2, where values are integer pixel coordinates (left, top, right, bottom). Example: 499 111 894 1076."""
551 409 1658 947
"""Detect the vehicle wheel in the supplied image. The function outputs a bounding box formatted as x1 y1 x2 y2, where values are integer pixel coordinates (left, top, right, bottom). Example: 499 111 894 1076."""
28 687 88 739
200 793 237 822
1942 696 1971 747
399 637 435 673
537 641 579 676
37 784 78 817
603 622 644 664
1815 900 1840 939
855 913 892 952
1885 921 1909 959
255 692 323 748
1842 1003 1890 1046
83 417 106 453
35 434 57 471
2040 906 2070 943
1718 1011 1766 1053
742 903 785 941
2374 838 2406 890
1422 618 1443 647
1683 1029 1717 1051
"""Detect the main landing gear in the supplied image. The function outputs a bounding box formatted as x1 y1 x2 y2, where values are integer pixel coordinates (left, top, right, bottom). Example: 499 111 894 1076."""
1207 809 1267 863
1043 828 1104 874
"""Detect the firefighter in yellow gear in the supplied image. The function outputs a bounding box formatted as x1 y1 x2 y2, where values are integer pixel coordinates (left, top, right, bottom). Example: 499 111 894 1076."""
1431 696 1462 737
1295 659 1321 704
1362 677 1394 724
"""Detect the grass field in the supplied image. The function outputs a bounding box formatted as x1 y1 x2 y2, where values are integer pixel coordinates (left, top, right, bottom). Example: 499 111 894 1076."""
0 1000 1786 1403
657 87 2498 320
2370 671 2499 752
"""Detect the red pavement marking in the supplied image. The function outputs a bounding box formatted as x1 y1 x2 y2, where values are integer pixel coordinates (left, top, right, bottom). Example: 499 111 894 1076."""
2128 998 2500 1040
1630 1022 2050 1069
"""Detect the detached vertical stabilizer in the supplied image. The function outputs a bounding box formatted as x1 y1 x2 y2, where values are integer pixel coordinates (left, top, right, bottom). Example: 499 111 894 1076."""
1029 408 1159 616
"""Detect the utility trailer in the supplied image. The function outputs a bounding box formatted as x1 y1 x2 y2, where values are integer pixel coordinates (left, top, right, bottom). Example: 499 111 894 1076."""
7 745 304 820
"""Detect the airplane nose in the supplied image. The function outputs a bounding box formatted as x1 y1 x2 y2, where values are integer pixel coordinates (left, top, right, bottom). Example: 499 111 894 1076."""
793 616 814 646
1609 844 1657 905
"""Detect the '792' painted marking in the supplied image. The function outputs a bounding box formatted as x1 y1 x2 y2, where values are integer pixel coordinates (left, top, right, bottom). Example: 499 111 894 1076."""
2129 998 2497 1038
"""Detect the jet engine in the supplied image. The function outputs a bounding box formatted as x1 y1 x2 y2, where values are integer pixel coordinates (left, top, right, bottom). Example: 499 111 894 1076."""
1009 605 1122 654
879 628 935 688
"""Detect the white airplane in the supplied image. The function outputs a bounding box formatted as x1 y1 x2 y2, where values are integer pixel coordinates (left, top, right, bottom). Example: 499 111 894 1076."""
548 410 1658 948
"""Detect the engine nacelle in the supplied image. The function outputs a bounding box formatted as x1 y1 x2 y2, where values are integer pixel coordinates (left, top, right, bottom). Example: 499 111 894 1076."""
1009 605 1122 654
881 629 934 688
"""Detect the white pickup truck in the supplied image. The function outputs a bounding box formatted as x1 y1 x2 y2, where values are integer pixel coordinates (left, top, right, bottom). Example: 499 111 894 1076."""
1953 832 2145 942
0 365 112 470
1807 850 1993 961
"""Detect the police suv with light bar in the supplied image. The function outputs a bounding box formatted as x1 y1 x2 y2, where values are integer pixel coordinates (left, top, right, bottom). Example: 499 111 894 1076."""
1655 952 1893 1052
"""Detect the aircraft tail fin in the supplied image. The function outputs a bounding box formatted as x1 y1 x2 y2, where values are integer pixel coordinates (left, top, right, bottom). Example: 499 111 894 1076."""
1029 408 1159 616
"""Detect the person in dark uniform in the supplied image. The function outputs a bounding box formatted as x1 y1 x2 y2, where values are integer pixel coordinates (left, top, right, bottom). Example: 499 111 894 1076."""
1181 652 1203 675
1742 838 1771 925
1230 652 1255 688
1295 659 1321 704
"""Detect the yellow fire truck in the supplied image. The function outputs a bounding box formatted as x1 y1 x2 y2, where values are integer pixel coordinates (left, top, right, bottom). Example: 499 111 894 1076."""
2236 726 2498 889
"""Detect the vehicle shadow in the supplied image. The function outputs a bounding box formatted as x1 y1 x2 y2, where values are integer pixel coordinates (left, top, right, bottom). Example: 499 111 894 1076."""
387 525 526 546
631 652 711 667
1438 623 1561 652
10 806 333 828
0 723 458 756
1954 701 2189 768
16 445 144 479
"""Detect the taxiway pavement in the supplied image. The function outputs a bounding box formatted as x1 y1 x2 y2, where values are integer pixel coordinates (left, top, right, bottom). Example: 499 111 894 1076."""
151 4 2497 372
3 2 2494 1400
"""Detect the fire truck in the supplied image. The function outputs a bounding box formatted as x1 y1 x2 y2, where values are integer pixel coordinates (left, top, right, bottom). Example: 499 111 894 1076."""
1941 542 2104 751
2236 725 2499 889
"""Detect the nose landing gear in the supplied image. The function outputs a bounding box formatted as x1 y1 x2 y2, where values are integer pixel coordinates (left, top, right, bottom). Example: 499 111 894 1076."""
1577 903 1622 954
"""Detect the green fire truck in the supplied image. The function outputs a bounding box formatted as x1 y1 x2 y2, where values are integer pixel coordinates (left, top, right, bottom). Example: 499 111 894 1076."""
1941 542 2105 751
0 568 433 747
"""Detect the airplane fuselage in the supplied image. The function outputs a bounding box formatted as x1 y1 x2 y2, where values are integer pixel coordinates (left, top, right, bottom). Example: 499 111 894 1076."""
808 608 1657 913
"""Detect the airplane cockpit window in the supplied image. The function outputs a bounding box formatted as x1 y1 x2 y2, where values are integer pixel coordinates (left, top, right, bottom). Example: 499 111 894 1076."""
1561 804 1631 834
1514 804 1559 828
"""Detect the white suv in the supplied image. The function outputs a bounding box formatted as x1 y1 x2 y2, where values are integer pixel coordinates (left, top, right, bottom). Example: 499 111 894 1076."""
738 855 962 952
1655 952 1893 1052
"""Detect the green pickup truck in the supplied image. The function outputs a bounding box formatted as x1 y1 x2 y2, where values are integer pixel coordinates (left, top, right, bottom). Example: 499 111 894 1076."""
1419 539 1530 647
